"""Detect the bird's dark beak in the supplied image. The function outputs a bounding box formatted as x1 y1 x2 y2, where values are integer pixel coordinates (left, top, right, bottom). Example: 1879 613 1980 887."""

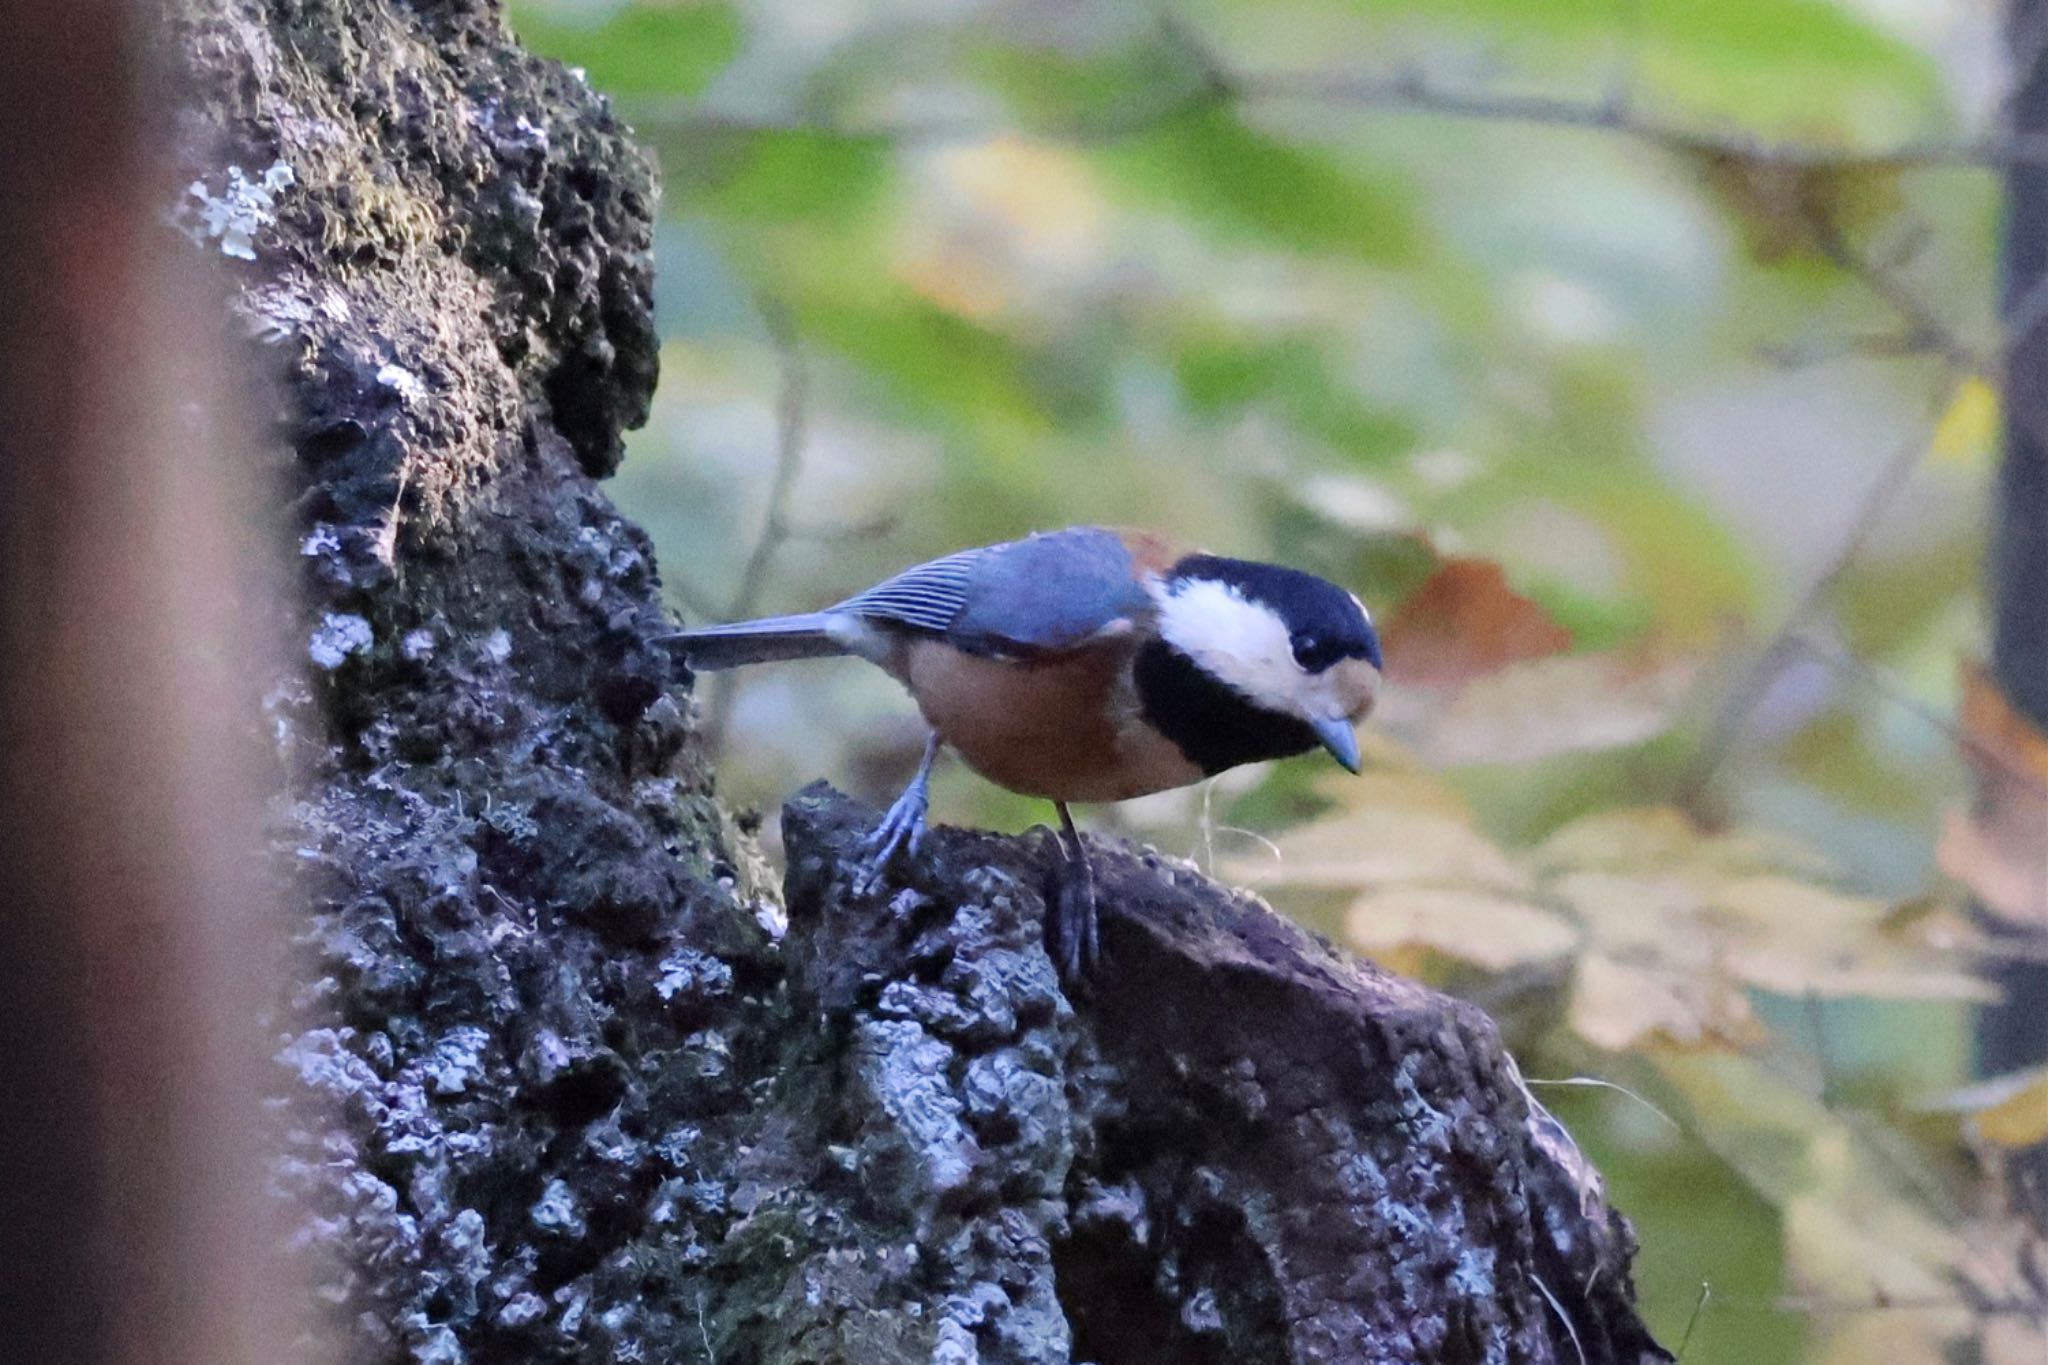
1313 717 1362 774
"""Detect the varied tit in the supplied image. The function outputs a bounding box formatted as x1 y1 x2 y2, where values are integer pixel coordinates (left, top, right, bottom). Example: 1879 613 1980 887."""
669 526 1382 978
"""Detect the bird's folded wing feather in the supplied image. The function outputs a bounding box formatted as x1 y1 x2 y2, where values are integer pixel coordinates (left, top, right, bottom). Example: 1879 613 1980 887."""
830 544 988 634
834 526 1155 656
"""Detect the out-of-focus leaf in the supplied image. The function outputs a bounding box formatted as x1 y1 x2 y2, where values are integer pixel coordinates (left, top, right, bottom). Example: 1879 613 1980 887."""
971 35 1208 136
1263 774 1988 1053
1688 153 1901 264
1932 376 2000 465
1196 0 1944 142
892 136 1106 322
1958 1222 2048 1362
1558 871 1764 1050
1570 950 1757 1052
1938 661 2048 928
1532 807 1831 880
1347 887 1577 971
511 1 741 98
1379 648 1697 768
1650 1049 1965 1302
1712 874 1996 1003
686 129 893 224
1379 557 1573 688
1927 1066 2048 1149
1100 105 1420 263
1172 333 1412 465
1228 771 1529 891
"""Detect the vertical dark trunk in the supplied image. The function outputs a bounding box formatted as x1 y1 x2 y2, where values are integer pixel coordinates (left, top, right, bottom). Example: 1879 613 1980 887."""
1981 0 2048 1228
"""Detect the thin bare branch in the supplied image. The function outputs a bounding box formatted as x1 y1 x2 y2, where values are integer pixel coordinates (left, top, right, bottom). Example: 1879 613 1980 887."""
1803 212 1993 373
627 32 2044 172
1677 396 1949 804
1673 1282 1712 1362
727 301 810 625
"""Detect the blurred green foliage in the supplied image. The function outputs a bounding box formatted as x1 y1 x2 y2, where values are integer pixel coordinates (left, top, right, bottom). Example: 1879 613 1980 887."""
513 2 2019 1360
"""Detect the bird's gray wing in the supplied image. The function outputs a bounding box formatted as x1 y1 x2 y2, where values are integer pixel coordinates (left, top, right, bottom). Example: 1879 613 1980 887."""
836 528 1152 657
831 544 993 635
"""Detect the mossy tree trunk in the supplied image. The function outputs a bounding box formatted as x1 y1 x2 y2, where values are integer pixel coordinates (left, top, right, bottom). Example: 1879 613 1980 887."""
166 1 1668 1361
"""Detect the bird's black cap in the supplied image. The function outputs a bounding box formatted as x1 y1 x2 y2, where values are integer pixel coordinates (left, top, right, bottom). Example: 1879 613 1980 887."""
1169 554 1383 672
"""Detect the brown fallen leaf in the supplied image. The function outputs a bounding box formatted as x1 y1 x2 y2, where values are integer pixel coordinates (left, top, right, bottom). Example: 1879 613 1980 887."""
1938 662 2048 929
1378 556 1572 689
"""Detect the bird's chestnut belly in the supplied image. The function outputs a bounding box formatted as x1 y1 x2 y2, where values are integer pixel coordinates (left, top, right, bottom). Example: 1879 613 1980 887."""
901 639 1202 803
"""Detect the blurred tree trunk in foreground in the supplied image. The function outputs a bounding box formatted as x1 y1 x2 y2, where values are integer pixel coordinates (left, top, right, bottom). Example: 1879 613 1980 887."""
1978 0 2048 1232
1 1 295 1362
158 0 1669 1361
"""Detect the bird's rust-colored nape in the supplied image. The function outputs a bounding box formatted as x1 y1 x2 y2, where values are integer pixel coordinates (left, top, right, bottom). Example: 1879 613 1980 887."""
1112 527 1186 579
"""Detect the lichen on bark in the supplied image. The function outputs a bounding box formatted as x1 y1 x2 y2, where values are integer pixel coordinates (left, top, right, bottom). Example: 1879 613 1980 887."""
166 1 1669 1361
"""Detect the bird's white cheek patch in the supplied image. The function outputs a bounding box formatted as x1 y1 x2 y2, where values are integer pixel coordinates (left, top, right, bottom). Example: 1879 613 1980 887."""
1152 578 1307 714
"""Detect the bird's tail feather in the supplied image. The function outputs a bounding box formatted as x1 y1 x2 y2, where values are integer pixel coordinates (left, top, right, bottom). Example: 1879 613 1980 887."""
664 613 850 669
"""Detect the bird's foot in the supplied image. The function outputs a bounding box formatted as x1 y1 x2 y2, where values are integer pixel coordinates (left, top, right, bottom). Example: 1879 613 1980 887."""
1045 831 1099 983
852 780 929 897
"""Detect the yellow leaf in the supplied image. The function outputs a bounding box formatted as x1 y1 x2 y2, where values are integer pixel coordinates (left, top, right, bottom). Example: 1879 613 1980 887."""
1930 1065 2048 1148
1231 802 1528 893
1710 874 1994 1003
1931 376 1999 464
1345 887 1578 972
1533 806 1832 880
1568 951 1757 1052
1228 761 1523 892
1975 1071 2048 1147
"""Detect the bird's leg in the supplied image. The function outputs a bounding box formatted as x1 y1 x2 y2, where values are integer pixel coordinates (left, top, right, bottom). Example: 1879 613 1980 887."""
853 731 941 896
1047 801 1100 980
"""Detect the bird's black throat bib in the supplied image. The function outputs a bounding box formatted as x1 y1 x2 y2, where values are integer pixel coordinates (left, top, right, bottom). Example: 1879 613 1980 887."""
1133 638 1320 776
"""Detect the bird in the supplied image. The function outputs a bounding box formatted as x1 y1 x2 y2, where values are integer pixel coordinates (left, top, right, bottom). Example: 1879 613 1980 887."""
667 526 1382 978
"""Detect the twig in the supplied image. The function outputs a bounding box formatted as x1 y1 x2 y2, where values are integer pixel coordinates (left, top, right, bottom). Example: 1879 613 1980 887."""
1677 397 1948 804
1524 1075 1682 1134
696 301 811 755
727 302 809 625
1673 1281 1711 1361
1802 212 1992 374
1784 632 2048 797
1756 329 1947 369
1533 1271 1589 1365
625 29 2048 172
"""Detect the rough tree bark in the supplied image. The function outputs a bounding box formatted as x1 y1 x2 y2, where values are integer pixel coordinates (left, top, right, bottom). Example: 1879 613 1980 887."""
168 1 1670 1361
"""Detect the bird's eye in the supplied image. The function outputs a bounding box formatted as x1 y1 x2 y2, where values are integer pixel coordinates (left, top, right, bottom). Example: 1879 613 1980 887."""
1291 631 1340 672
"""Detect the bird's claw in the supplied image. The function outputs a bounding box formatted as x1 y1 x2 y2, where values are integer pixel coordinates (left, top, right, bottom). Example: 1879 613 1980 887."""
852 785 928 897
